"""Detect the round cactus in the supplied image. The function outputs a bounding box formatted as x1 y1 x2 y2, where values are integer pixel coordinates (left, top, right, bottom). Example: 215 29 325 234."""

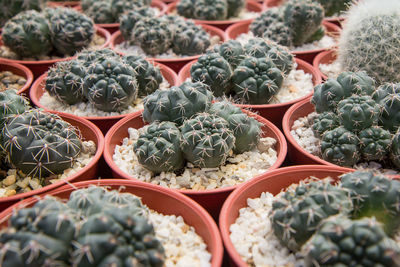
84 0 115 24
321 127 360 167
372 83 400 133
177 0 228 20
312 111 339 138
172 24 211 56
0 89 30 127
180 113 235 168
83 57 138 112
249 7 284 39
111 0 150 19
226 0 245 18
271 178 353 252
0 109 82 179
317 0 352 17
359 126 391 162
120 7 157 40
303 215 400 267
0 0 46 27
143 81 213 125
134 121 185 173
2 10 52 58
232 56 284 104
190 52 233 97
210 40 245 69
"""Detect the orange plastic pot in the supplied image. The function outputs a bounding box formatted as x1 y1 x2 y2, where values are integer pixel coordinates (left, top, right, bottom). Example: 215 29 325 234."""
0 112 104 212
165 0 262 31
74 0 168 34
178 58 322 129
103 109 287 219
110 24 226 73
0 27 111 78
313 49 338 80
225 20 341 64
47 1 80 7
219 165 352 267
0 179 223 267
0 60 34 96
29 62 178 134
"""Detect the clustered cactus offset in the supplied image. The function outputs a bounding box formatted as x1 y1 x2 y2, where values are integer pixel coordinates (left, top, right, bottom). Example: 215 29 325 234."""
177 0 245 20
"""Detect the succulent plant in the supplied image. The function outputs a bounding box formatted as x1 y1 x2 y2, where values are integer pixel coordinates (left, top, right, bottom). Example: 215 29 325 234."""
134 121 184 173
0 0 46 27
249 7 285 41
190 52 233 97
180 113 235 168
0 89 30 127
372 83 400 133
2 10 52 58
226 0 245 18
177 0 228 20
358 126 391 162
338 0 400 84
172 24 211 56
77 48 120 65
303 215 400 267
0 109 82 179
120 7 157 40
316 0 352 17
232 56 284 104
209 101 261 154
271 178 353 252
84 0 114 24
143 81 213 125
312 111 339 138
311 71 376 113
210 40 245 69
391 131 400 169
111 0 150 19
321 127 360 167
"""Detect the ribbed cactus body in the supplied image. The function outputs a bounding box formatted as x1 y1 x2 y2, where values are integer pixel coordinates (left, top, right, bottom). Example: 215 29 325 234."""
358 126 391 162
120 7 156 40
172 24 211 56
372 83 400 133
0 90 30 127
211 40 245 69
312 111 339 138
0 0 46 27
85 0 114 23
317 0 351 17
177 0 228 20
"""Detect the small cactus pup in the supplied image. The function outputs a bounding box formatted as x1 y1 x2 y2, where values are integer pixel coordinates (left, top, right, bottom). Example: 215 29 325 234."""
338 0 400 84
270 177 353 252
358 126 391 162
134 121 185 173
210 40 245 69
209 101 262 154
0 0 47 27
311 111 339 138
180 113 235 168
177 0 228 20
303 215 400 267
0 89 30 127
142 81 213 125
0 109 82 180
372 83 400 133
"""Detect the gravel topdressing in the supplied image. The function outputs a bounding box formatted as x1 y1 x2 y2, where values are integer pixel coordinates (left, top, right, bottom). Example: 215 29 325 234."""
0 71 27 92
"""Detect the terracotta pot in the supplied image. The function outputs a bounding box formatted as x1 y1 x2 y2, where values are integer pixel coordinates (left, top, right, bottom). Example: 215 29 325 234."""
165 1 263 31
0 27 111 78
0 179 223 267
225 20 341 64
74 0 168 34
0 112 104 212
47 1 81 7
0 60 33 96
110 24 225 73
178 58 322 129
29 62 178 134
313 49 338 80
103 109 287 219
219 165 352 267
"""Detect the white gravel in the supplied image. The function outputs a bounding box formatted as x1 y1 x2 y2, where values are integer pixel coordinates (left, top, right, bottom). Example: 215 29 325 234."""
113 127 278 190
319 60 343 79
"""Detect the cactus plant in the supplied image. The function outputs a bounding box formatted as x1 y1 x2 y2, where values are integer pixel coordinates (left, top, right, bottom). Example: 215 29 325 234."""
120 7 157 40
232 56 284 104
312 111 339 138
270 178 353 252
177 0 228 20
84 0 114 23
316 0 352 17
372 83 400 133
0 89 30 127
0 0 46 27
180 113 235 168
249 8 287 43
134 121 185 173
111 0 150 19
210 40 245 69
0 109 82 179
227 0 245 18
359 126 391 162
172 24 211 56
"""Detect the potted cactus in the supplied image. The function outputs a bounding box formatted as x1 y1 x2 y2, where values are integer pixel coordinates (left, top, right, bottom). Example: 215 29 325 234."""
178 37 322 128
0 7 111 77
0 61 33 95
103 82 287 218
220 165 400 266
226 0 341 63
29 48 178 133
0 181 224 266
0 0 47 28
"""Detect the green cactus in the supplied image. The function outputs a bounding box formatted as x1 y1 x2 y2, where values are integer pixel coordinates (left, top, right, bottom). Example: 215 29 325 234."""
303 215 400 267
123 55 163 97
341 171 400 236
134 121 185 173
143 81 213 125
210 40 245 69
172 24 211 56
177 0 228 20
336 95 380 133
391 131 400 169
271 178 353 252
226 0 245 18
320 127 360 167
111 0 150 19
180 113 235 168
120 7 157 40
311 71 376 113
316 0 351 17
249 7 285 40
77 48 120 65
190 53 233 97
0 89 30 127
45 59 86 105
0 109 82 180
0 0 46 27
359 126 391 162
83 57 138 112
209 101 261 154
2 10 52 58
312 111 339 138
84 0 115 24
372 83 400 133
232 56 284 104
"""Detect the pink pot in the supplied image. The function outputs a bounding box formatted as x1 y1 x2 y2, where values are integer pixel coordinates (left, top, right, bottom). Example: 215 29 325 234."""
0 27 111 78
103 109 287 219
0 179 223 267
219 165 352 267
74 0 168 34
178 58 322 129
313 49 338 80
0 60 34 96
225 20 341 64
47 1 81 7
165 0 263 31
29 62 178 134
110 24 226 73
0 112 104 212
